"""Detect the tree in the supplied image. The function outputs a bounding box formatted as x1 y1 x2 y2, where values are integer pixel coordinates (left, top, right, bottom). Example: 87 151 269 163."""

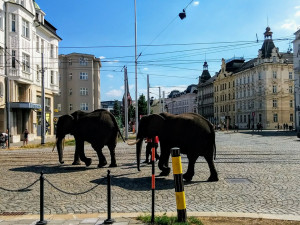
112 100 122 128
138 94 148 118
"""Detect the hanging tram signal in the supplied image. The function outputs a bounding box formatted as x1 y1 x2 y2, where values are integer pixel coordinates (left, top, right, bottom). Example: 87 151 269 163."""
179 9 186 20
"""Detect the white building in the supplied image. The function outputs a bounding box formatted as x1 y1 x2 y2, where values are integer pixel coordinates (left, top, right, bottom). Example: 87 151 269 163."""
293 28 300 132
0 0 61 142
165 85 198 115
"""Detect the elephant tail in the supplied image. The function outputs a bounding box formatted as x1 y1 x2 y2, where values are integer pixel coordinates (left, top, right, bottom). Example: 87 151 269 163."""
118 128 125 142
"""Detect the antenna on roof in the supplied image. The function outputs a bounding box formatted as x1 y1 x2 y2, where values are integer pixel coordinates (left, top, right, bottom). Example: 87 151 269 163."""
256 33 258 43
287 42 292 53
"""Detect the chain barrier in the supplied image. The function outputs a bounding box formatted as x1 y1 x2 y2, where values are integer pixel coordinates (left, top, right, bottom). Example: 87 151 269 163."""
44 177 106 196
0 179 39 192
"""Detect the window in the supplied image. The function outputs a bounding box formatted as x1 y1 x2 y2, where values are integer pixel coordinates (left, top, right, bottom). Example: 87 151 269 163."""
68 59 72 65
36 36 39 52
273 56 276 62
273 86 277 93
69 88 72 95
80 87 88 96
69 73 72 80
0 12 3 30
290 114 293 122
273 99 277 108
22 19 29 38
36 65 40 81
41 39 44 53
69 104 73 111
57 104 61 111
289 72 293 80
0 47 3 66
11 14 16 32
258 73 261 80
273 71 277 79
22 53 30 72
289 86 293 93
20 0 24 6
50 44 54 58
259 114 262 122
244 115 246 123
50 71 54 84
80 103 88 111
79 57 88 66
80 72 88 80
12 50 16 68
290 100 293 108
273 114 278 122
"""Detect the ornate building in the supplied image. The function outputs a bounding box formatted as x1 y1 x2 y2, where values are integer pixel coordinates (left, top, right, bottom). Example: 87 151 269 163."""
197 61 215 124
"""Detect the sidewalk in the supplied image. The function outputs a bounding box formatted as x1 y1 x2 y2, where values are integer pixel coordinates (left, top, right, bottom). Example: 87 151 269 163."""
0 213 145 225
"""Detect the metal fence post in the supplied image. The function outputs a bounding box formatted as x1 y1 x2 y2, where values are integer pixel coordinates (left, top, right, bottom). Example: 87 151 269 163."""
104 170 114 224
171 148 187 222
36 172 47 225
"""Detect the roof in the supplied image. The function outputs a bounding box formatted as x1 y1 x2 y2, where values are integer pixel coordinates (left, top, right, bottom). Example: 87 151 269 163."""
235 58 256 73
260 39 276 58
33 1 40 10
200 70 211 83
199 75 216 87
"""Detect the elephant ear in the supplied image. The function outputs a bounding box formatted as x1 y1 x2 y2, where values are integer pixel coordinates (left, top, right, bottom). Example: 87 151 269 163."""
145 114 165 137
56 114 75 136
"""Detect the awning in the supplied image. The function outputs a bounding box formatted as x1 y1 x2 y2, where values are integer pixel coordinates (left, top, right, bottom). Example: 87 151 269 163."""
10 102 41 109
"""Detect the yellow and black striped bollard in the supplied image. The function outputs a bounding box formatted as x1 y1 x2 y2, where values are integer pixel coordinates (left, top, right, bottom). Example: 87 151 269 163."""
171 147 186 222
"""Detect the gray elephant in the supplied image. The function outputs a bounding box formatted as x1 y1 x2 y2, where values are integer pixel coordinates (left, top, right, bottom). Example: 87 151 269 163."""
54 109 124 168
130 112 218 182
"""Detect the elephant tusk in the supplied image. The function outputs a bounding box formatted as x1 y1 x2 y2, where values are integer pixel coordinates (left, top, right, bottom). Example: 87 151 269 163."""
127 139 140 146
52 138 58 152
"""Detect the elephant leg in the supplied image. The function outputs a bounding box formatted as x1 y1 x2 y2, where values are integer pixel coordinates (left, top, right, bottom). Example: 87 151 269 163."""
77 140 92 167
204 155 218 182
72 149 81 165
108 144 117 167
95 145 107 168
183 156 197 182
158 150 171 176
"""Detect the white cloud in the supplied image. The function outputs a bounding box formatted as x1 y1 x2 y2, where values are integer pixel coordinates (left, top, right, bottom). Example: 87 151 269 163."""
107 74 114 79
295 11 300 17
143 67 149 71
295 6 300 9
106 89 123 98
193 1 199 6
107 60 120 65
280 19 298 30
99 56 106 59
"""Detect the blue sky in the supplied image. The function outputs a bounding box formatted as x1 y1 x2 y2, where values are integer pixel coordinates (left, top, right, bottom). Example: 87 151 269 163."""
37 0 300 102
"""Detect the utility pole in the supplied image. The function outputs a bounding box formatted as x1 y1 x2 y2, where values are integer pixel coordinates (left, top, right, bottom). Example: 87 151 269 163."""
147 75 150 115
159 87 161 113
41 53 45 145
162 91 165 113
134 0 138 133
4 3 10 148
124 67 128 140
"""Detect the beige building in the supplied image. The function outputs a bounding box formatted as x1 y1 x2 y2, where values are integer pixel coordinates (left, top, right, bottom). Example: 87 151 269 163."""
293 29 300 132
0 0 61 142
55 53 101 117
214 58 238 129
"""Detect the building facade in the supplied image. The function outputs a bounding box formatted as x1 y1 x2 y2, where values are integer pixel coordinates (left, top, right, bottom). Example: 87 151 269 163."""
55 53 101 117
165 84 198 115
0 0 61 142
197 61 215 124
293 28 300 132
215 27 294 130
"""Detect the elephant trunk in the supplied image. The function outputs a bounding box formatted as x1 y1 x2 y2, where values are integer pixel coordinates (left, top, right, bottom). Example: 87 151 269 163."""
136 138 143 171
56 138 64 164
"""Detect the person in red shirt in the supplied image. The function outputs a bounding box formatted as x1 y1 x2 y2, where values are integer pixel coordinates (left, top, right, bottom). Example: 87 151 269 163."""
143 136 160 164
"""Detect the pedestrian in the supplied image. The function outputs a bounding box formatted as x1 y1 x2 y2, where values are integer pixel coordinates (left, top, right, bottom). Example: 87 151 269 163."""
143 136 160 164
23 128 29 146
2 129 8 148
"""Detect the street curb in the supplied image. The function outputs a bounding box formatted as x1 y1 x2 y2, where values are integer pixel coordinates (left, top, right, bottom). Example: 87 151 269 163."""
0 212 299 221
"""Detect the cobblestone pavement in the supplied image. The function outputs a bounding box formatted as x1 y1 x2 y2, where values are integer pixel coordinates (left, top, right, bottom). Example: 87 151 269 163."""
0 130 299 222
